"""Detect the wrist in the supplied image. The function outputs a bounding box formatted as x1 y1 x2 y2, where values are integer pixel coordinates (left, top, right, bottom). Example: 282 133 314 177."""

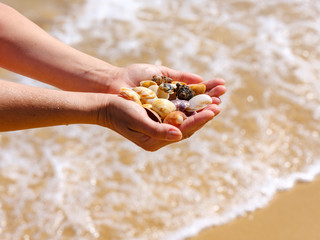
69 91 103 126
93 93 115 128
81 63 121 94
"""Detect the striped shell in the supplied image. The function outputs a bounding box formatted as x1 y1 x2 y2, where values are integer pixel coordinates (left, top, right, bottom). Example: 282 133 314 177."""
119 87 142 105
151 99 176 119
140 80 157 88
132 86 157 104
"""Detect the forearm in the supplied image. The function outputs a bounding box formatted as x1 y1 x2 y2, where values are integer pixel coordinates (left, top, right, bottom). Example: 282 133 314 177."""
0 80 101 131
0 3 119 93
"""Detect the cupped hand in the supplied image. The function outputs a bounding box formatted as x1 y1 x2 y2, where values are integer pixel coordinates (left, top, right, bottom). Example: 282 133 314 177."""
103 64 227 148
98 94 183 151
178 77 226 139
98 91 225 151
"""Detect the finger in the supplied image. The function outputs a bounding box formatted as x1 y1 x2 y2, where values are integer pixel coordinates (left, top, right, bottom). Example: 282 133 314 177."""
125 128 174 152
116 118 180 151
180 110 215 139
207 85 227 98
134 116 183 141
160 67 204 84
204 78 225 90
202 104 221 116
212 97 222 105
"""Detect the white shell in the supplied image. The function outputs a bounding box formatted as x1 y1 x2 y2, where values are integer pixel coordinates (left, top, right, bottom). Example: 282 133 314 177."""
148 85 170 99
151 99 176 119
148 85 159 94
186 94 212 112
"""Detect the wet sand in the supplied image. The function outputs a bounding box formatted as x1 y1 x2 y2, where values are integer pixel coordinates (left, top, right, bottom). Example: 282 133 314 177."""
190 175 320 240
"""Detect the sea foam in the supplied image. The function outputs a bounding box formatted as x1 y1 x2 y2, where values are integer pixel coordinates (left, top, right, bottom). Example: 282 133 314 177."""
1 0 320 240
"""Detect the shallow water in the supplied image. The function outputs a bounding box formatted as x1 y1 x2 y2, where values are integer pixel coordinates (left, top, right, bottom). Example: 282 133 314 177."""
1 0 320 239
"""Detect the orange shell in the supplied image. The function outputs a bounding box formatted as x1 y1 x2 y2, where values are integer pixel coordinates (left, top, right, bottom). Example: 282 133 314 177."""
189 83 206 95
163 111 187 127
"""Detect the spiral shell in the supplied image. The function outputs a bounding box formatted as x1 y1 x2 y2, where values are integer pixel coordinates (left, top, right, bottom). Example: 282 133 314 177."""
152 75 173 85
152 75 163 85
151 99 176 119
119 87 142 105
159 83 175 93
186 94 212 112
163 111 187 127
175 83 195 100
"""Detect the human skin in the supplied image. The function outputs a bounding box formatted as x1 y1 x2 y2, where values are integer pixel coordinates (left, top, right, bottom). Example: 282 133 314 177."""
0 3 226 151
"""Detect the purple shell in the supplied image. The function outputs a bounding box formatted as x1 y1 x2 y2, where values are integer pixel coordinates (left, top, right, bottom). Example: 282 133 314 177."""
170 99 190 112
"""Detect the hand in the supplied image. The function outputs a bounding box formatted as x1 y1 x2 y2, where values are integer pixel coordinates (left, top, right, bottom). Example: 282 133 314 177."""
98 78 226 151
106 63 206 94
103 64 226 145
178 78 226 139
98 94 183 151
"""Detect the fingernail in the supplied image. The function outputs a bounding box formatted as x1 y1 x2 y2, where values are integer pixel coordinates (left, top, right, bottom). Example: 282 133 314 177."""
167 129 182 140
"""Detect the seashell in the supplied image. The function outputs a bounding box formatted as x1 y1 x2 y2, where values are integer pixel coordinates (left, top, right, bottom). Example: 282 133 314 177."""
143 106 162 123
163 111 187 127
152 75 173 85
140 80 157 88
143 97 158 104
151 99 176 119
170 99 190 112
142 104 152 109
119 87 142 105
175 83 195 100
132 86 157 104
157 88 169 99
168 92 177 100
172 81 187 85
159 83 175 94
163 76 173 83
189 83 206 95
186 94 212 112
148 84 159 93
152 75 163 85
133 86 156 99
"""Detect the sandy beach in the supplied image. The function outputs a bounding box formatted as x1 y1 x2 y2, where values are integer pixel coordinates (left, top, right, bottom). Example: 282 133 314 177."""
190 176 320 240
2 1 320 239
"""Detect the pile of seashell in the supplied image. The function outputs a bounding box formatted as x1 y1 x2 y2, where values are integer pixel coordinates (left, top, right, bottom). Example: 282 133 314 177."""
119 75 212 127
